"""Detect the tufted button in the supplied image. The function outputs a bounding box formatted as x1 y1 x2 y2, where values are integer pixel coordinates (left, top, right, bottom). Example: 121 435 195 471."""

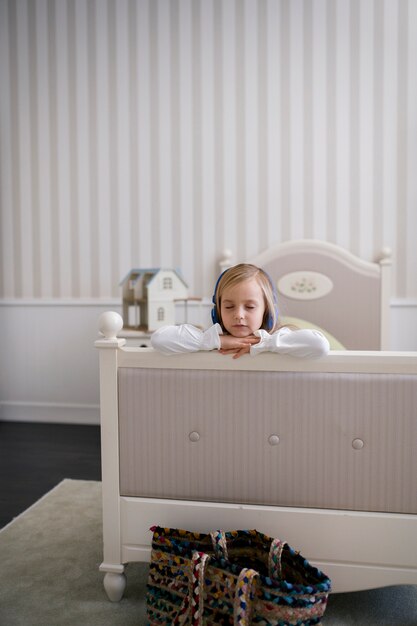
189 431 200 442
268 434 280 446
352 438 364 450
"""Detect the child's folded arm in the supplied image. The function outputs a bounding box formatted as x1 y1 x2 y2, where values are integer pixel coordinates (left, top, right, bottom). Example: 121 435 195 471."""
150 323 223 355
250 327 330 359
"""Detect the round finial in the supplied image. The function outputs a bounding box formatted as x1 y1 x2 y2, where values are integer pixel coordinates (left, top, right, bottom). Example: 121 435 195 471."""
377 246 392 264
219 249 233 272
98 311 123 339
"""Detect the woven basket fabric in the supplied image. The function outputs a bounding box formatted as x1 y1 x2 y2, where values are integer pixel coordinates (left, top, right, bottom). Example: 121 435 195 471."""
146 527 331 626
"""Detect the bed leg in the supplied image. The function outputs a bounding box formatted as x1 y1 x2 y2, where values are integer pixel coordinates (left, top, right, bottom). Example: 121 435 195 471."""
103 571 127 602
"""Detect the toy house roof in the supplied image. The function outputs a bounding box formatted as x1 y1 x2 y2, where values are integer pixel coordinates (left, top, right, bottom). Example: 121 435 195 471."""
119 268 188 288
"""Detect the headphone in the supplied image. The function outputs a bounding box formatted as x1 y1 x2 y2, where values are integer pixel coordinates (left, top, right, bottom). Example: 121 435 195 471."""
211 270 227 325
211 268 279 331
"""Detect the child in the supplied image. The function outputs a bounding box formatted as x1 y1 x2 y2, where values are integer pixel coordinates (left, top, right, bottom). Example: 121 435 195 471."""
151 263 329 359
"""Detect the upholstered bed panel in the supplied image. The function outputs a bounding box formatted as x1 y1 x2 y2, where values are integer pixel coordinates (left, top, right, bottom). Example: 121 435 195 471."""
118 367 416 515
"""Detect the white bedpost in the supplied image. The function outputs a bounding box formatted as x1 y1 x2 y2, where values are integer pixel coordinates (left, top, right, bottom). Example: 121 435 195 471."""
378 247 392 350
95 312 127 601
219 248 233 273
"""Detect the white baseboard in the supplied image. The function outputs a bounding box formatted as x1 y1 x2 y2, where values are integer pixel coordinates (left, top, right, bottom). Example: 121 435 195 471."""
0 401 100 425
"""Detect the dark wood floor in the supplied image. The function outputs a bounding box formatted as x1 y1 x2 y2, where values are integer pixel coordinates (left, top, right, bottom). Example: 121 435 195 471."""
0 421 101 528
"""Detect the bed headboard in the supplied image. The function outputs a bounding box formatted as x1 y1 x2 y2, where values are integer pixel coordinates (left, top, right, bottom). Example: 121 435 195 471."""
221 240 392 351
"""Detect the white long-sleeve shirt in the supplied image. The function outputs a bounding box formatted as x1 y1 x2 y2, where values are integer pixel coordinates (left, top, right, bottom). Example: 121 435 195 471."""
150 323 330 359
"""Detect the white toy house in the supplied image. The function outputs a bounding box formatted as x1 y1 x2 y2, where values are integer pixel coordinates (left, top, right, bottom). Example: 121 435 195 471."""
120 268 188 331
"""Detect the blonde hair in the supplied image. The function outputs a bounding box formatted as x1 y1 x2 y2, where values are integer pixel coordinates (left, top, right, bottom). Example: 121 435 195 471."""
213 263 279 333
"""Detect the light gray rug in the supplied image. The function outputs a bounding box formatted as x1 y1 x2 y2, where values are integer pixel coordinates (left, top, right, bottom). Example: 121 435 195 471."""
0 479 416 625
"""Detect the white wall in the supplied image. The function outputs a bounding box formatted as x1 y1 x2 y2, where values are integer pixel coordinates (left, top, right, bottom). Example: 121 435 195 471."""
0 302 106 424
0 300 212 424
1 0 417 424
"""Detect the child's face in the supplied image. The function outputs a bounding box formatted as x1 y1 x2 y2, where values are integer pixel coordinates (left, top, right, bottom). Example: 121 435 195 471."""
220 278 266 337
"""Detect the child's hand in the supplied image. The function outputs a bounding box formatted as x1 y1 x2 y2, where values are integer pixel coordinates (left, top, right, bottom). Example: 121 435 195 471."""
218 334 260 359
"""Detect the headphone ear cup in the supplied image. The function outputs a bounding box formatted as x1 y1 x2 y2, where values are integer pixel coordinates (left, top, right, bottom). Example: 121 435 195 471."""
265 313 273 331
211 307 219 324
211 269 228 326
265 274 279 331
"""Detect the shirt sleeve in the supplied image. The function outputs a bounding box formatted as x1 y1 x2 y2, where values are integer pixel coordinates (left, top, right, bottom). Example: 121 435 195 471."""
250 327 330 358
150 323 223 355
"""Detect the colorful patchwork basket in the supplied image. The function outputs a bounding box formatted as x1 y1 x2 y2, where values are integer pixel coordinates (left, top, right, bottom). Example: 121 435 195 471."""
146 527 331 625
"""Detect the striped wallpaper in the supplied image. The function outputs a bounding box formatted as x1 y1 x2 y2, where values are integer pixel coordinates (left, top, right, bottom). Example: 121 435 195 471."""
0 0 416 299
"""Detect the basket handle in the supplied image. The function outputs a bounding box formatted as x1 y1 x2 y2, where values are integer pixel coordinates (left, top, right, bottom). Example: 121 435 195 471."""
210 529 229 560
190 551 260 626
210 531 288 582
234 567 259 625
189 551 211 623
268 538 288 580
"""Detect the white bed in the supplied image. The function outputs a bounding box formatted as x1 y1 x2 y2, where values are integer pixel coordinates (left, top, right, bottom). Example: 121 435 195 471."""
95 241 417 605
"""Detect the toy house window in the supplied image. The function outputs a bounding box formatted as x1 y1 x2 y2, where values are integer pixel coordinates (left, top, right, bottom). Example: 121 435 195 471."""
163 277 173 289
157 307 165 321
